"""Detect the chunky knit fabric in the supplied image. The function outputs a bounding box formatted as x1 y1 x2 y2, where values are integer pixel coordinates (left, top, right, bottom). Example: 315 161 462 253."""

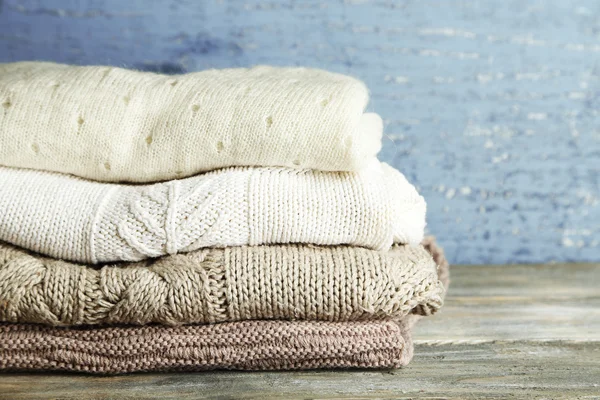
0 62 382 182
0 162 425 263
0 241 443 326
400 236 451 343
0 320 408 373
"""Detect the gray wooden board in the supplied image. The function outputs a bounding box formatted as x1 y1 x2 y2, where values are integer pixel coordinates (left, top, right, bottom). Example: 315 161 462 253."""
415 262 600 343
1 263 599 399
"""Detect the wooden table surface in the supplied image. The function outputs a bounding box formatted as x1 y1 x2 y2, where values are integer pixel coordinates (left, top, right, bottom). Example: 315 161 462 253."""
1 263 599 399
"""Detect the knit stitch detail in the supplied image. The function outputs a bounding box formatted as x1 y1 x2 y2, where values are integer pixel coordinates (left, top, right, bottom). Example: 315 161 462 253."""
0 242 443 326
116 178 226 258
0 320 405 373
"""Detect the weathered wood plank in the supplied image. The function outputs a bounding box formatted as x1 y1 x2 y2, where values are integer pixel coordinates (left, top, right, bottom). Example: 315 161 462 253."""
415 263 600 343
0 341 598 399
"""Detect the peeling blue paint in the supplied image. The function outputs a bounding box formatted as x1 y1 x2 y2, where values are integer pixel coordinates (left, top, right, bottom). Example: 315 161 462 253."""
0 0 598 265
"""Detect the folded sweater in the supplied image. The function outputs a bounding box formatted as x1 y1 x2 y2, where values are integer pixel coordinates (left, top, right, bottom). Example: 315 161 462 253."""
0 162 425 263
0 62 382 182
0 320 409 373
0 237 449 374
0 240 444 326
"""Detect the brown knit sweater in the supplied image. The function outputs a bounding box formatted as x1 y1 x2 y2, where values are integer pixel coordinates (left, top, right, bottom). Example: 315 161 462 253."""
0 320 411 373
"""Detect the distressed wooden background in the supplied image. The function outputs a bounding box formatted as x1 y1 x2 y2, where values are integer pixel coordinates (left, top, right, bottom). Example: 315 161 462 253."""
0 0 598 265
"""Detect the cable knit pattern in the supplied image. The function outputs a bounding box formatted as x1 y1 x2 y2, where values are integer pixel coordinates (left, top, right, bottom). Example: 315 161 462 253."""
0 320 407 373
0 241 444 326
0 162 426 263
0 62 382 182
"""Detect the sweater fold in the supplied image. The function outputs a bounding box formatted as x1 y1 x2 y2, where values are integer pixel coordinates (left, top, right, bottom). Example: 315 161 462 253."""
0 62 382 182
0 162 426 263
0 240 444 326
0 320 408 373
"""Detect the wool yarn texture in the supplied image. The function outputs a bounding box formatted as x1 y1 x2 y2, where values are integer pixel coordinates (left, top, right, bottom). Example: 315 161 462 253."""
0 320 409 373
401 236 450 336
0 62 382 182
0 162 426 263
0 237 449 374
0 241 444 326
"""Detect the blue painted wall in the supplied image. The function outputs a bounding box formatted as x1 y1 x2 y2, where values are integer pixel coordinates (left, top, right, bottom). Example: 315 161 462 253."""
0 0 598 265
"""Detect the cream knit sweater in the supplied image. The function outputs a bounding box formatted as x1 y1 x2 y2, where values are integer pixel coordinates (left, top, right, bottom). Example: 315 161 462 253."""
0 62 382 182
0 162 426 263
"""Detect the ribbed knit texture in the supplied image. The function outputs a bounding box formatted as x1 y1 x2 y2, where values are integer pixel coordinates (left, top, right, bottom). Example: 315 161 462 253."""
0 162 425 263
0 236 450 374
0 62 382 182
0 320 407 373
0 241 444 326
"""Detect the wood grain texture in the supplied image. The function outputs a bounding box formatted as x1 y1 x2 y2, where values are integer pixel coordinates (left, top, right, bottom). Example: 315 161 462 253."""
415 262 600 342
0 0 598 265
0 263 599 399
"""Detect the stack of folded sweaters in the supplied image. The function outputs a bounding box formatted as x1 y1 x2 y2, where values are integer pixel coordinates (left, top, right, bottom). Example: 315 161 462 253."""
0 62 448 373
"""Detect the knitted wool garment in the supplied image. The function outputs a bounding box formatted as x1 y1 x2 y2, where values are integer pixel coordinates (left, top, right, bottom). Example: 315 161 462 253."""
0 62 382 182
0 320 408 373
0 241 444 326
0 161 425 263
0 237 449 374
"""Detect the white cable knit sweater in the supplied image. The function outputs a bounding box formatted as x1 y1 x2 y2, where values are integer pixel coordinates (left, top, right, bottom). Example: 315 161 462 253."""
0 62 382 182
0 162 425 264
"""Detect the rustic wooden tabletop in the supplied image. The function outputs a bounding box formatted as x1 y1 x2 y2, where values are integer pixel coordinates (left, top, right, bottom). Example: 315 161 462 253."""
1 263 598 399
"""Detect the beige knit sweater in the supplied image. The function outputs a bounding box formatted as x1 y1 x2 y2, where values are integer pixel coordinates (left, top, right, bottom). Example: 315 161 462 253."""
0 241 444 326
0 62 382 182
